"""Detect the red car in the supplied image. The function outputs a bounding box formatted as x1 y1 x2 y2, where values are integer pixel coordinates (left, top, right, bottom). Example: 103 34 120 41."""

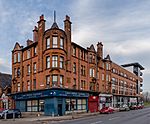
137 104 144 109
99 107 114 114
129 105 138 110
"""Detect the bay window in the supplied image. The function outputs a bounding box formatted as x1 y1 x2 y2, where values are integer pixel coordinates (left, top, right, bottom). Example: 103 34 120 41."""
46 56 50 69
46 37 50 49
60 38 64 49
60 56 64 68
52 55 58 67
52 75 58 87
52 37 58 48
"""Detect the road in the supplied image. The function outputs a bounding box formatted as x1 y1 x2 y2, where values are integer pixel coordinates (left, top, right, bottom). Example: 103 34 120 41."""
0 107 150 124
49 107 150 124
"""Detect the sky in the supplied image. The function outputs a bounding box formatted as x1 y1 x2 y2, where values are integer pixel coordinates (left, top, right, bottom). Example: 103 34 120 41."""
0 0 149 91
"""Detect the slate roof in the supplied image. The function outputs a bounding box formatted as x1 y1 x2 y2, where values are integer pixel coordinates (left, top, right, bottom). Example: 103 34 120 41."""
51 22 59 29
0 73 12 89
104 54 111 61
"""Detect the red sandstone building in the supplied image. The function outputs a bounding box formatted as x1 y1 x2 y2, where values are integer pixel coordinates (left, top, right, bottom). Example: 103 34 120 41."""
11 14 144 115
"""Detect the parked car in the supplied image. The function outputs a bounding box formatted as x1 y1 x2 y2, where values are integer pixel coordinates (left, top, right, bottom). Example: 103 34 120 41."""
119 104 130 111
129 105 138 110
99 107 114 114
137 104 144 109
0 109 22 119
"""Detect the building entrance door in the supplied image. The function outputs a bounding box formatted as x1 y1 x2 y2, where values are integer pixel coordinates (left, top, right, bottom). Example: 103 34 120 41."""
58 104 62 116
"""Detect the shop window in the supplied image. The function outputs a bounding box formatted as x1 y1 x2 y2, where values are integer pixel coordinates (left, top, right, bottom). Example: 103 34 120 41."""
46 56 50 69
27 100 39 112
52 37 58 48
46 37 50 49
60 56 64 69
65 99 77 111
60 38 64 49
77 99 86 110
52 55 58 68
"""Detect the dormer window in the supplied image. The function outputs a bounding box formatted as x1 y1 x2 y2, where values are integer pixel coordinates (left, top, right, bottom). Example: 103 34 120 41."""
52 36 58 48
14 54 17 63
89 54 92 63
46 37 50 49
18 53 20 62
27 50 30 59
60 38 64 49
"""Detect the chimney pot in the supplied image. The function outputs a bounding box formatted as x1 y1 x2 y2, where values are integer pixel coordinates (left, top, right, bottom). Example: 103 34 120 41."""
66 15 70 21
40 14 44 20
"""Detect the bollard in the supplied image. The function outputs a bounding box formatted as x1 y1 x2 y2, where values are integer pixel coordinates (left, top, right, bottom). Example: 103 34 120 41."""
52 112 54 117
37 113 40 121
13 112 15 121
4 112 7 120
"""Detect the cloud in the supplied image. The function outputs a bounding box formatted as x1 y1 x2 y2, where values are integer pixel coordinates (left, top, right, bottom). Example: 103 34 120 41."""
0 0 149 91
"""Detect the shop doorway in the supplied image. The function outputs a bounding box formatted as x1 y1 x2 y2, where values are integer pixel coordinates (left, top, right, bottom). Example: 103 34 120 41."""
58 104 62 116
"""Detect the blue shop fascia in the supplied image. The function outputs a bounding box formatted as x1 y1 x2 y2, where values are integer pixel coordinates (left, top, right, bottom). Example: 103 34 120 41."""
11 88 99 116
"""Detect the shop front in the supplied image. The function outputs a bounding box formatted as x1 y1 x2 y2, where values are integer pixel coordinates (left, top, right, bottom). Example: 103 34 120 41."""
11 88 89 116
88 96 99 113
99 94 112 110
112 95 138 107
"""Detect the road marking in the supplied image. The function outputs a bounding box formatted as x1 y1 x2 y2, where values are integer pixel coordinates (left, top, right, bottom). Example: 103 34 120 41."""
109 116 120 120
90 120 103 124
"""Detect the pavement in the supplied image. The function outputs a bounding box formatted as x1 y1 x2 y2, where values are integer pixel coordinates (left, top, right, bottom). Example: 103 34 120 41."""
20 111 100 122
0 111 100 124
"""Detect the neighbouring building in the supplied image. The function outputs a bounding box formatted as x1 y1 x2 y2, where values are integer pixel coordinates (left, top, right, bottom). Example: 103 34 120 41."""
0 72 12 109
11 14 144 116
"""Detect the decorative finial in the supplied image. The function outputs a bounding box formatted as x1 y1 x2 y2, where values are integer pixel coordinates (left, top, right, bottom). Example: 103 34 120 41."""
54 10 56 23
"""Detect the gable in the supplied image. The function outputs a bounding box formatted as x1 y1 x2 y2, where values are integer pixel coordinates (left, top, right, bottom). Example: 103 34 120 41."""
13 42 21 51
